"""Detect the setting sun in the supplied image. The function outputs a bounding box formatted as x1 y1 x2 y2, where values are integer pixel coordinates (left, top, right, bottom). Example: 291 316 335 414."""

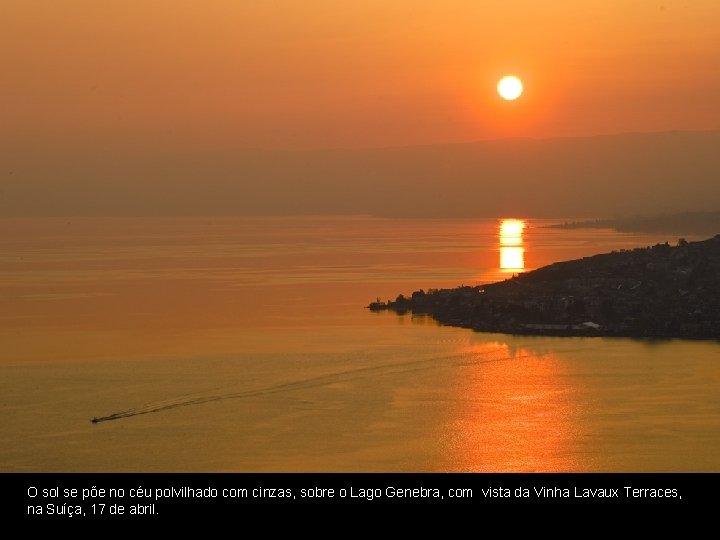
497 75 523 101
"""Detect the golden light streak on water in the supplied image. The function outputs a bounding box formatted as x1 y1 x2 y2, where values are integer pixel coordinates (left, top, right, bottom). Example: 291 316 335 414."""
499 219 526 272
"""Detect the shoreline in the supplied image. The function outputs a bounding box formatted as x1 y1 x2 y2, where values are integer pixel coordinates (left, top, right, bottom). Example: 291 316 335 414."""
369 235 720 341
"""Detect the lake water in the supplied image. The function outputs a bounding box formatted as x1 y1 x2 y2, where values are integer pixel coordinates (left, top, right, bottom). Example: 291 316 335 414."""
1 216 719 471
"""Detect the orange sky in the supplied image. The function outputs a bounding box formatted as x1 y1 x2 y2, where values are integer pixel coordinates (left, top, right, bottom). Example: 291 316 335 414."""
3 1 720 150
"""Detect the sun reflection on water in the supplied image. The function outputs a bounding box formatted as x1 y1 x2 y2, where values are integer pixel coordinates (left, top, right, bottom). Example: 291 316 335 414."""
499 219 525 272
441 340 585 472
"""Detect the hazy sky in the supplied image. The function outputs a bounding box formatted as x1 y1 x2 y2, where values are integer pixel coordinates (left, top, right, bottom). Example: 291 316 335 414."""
4 1 720 151
3 2 720 218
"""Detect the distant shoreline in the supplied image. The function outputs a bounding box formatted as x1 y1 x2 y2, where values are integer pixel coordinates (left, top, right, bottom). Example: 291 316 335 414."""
547 210 720 236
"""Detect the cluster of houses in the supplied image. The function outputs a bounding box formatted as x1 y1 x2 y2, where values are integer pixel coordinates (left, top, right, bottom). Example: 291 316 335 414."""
371 235 720 339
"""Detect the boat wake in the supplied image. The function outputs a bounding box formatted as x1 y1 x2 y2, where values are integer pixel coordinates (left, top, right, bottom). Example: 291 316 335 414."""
89 347 561 424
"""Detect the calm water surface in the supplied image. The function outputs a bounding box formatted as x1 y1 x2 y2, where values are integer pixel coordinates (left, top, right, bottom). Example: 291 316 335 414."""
1 216 718 471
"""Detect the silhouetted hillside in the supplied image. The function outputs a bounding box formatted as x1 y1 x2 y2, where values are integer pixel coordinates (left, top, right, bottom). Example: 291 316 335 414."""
371 235 720 339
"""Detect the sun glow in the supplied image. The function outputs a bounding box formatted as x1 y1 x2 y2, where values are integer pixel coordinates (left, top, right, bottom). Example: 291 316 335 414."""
497 76 523 101
500 247 524 270
500 219 524 243
499 219 525 271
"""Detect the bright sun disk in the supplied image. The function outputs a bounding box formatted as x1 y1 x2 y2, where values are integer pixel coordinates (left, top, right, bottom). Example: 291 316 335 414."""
497 75 523 100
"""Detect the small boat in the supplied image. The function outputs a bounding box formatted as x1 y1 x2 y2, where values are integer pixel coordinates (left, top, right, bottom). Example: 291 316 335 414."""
367 300 388 311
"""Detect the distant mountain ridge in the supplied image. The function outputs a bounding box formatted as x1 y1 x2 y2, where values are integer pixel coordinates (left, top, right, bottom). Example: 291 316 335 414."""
3 130 720 218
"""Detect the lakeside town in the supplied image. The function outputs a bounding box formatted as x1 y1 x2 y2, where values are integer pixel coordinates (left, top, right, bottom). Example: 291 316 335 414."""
369 235 720 339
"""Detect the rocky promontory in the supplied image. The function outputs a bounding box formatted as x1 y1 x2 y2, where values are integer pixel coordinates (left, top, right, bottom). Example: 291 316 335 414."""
369 235 720 339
